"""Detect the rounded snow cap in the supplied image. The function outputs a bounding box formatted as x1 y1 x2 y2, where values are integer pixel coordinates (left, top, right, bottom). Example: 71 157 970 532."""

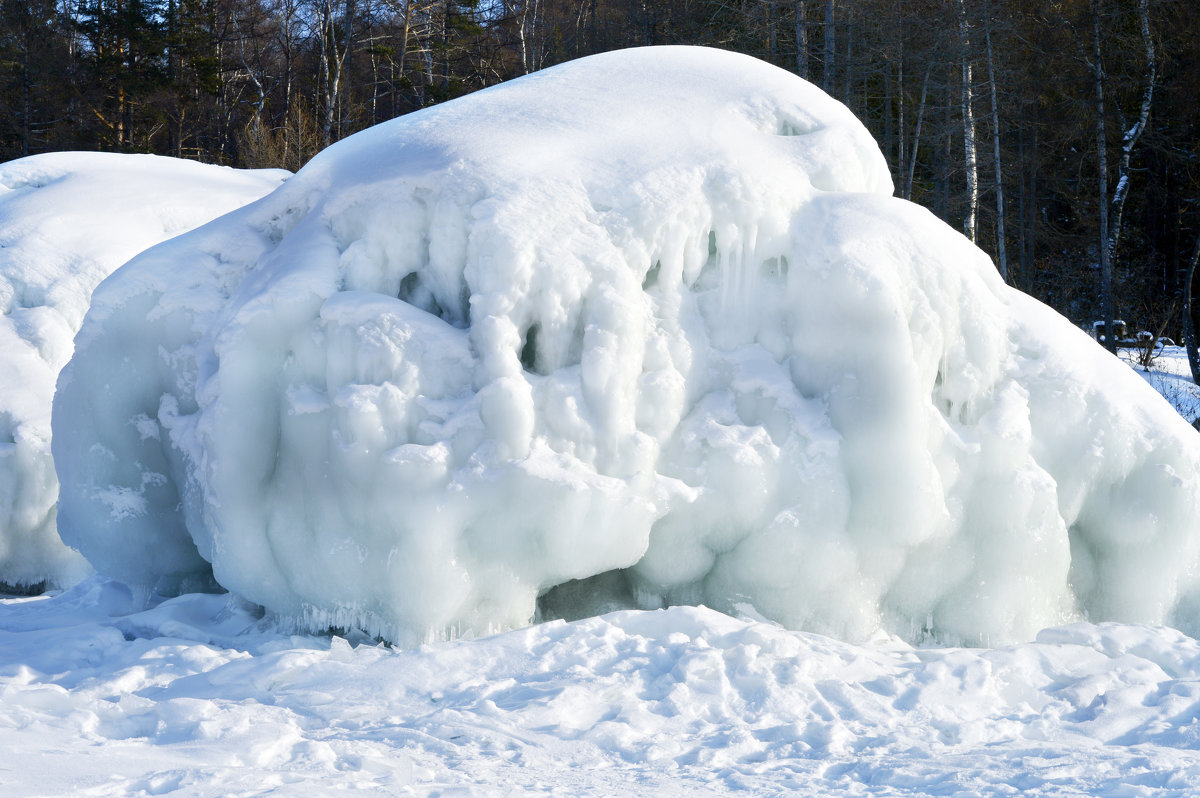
53 46 1200 646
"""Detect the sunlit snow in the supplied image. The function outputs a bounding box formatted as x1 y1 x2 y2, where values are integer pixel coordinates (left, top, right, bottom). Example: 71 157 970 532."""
5 580 1200 795
1122 345 1200 427
0 153 288 591
51 46 1200 648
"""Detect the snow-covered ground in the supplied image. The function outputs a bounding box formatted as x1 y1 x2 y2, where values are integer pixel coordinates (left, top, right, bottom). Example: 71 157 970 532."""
1121 345 1200 428
6 578 1200 796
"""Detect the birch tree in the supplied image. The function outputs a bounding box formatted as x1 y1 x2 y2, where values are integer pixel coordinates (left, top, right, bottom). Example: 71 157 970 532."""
983 2 1006 279
956 0 978 244
1106 0 1154 268
316 0 349 147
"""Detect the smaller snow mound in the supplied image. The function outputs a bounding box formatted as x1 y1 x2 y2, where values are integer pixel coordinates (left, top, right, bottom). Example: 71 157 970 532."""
0 152 288 590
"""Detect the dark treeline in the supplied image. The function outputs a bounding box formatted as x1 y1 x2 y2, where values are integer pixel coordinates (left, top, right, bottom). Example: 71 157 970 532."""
2 0 1198 336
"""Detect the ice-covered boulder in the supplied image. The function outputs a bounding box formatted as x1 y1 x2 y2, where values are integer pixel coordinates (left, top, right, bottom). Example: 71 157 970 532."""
52 47 1200 645
0 152 288 590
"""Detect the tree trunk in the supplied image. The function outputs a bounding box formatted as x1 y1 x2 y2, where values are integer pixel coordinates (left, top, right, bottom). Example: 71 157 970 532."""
1184 232 1200 385
1108 0 1155 267
1017 129 1029 288
320 0 332 146
885 63 894 181
443 0 452 91
518 0 540 74
984 6 1007 280
957 0 978 244
936 75 951 220
397 4 412 111
768 0 778 65
19 13 31 156
897 54 905 188
1092 0 1115 353
794 0 808 81
280 0 296 167
320 0 346 147
905 61 931 202
342 0 354 140
822 0 834 93
1026 127 1038 295
842 4 853 106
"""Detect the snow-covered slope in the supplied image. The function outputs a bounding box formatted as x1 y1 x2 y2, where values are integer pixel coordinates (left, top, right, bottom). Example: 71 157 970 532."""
52 46 1200 647
0 153 289 590
5 582 1200 796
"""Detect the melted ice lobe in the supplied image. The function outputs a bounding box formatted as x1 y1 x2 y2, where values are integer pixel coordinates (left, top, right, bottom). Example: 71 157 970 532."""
52 46 1200 646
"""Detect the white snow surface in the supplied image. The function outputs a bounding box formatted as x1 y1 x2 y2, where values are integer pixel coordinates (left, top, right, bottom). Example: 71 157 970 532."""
1123 345 1200 427
6 580 1200 796
52 45 1200 647
0 152 288 590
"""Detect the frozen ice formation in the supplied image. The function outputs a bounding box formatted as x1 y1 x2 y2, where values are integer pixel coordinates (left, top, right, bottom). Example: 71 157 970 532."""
0 152 288 590
52 46 1200 645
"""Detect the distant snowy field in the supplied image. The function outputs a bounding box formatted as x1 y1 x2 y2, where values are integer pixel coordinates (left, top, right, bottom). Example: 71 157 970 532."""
1121 345 1200 427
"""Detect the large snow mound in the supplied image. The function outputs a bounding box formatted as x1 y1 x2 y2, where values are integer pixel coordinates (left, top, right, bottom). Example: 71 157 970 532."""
0 152 288 590
53 46 1200 646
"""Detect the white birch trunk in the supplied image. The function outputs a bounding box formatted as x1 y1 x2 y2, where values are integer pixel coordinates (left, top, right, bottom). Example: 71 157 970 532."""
984 6 1007 280
1108 0 1155 265
957 0 978 244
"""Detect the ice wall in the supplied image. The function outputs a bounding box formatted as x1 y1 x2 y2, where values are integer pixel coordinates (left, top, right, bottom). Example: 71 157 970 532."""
0 153 288 590
52 47 1200 645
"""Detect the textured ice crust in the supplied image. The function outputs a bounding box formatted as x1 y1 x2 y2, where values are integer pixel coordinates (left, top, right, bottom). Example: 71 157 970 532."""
53 47 1200 646
0 152 288 590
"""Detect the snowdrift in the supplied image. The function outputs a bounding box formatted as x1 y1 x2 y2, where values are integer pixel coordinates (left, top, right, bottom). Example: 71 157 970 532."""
52 46 1200 646
8 580 1200 795
0 152 288 590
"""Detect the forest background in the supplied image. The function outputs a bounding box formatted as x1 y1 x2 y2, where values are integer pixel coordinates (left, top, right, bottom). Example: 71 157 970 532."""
1 0 1197 340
